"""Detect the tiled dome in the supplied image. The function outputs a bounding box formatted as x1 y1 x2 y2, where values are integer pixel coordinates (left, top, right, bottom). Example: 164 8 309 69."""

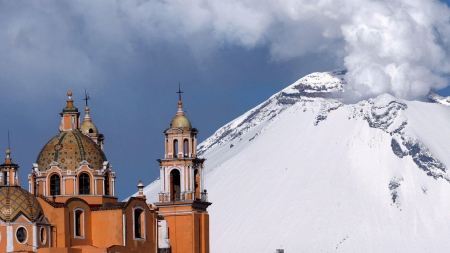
36 130 107 171
0 187 43 222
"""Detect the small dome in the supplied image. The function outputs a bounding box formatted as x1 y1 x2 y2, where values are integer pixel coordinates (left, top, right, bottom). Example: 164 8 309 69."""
81 121 98 134
0 187 43 222
80 106 98 134
36 130 107 171
170 100 192 129
170 115 192 129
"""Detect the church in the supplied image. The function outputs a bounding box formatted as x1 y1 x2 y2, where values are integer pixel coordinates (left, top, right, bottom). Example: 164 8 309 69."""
0 91 211 253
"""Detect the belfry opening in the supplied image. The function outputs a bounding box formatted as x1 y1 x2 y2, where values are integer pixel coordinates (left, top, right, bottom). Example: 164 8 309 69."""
170 169 181 201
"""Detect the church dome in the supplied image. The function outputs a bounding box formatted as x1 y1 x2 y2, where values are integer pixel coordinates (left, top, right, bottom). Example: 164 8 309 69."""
170 101 192 129
36 130 107 171
80 106 98 134
170 115 192 129
0 187 43 222
81 121 98 134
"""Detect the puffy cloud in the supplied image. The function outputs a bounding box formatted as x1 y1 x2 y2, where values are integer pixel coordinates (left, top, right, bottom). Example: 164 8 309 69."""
1 0 449 102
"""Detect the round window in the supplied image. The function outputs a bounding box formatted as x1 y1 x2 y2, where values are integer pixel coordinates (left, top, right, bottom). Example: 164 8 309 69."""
40 227 46 245
16 227 27 244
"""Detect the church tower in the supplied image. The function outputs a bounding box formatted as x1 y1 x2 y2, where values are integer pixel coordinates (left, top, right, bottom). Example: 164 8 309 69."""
154 90 211 253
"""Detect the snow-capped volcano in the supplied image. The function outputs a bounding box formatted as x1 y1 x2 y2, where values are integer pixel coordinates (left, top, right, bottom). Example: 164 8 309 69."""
138 70 450 252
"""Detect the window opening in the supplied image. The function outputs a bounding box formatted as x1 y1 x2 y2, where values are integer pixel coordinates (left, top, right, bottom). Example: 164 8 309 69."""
134 208 144 239
104 173 110 196
50 174 61 195
74 209 85 237
79 173 90 195
166 139 169 155
16 227 27 243
184 139 188 157
40 227 47 244
170 170 181 201
195 169 200 200
173 139 178 158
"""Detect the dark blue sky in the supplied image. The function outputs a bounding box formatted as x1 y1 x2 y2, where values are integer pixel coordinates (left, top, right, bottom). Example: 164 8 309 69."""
0 1 449 200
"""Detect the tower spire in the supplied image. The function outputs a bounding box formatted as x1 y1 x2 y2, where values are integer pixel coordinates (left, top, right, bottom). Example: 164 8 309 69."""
177 82 183 102
83 88 90 107
6 131 11 164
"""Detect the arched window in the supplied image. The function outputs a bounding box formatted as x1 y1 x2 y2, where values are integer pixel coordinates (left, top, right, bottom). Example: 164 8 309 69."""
170 169 181 201
173 139 178 158
184 139 189 157
74 208 85 238
50 174 61 196
195 169 200 200
89 128 94 133
79 173 90 195
104 173 110 196
133 207 145 240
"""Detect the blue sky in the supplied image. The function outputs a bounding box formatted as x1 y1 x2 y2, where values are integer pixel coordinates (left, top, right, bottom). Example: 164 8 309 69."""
0 0 450 200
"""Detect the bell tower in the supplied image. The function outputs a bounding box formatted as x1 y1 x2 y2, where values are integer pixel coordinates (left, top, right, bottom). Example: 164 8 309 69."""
154 88 211 253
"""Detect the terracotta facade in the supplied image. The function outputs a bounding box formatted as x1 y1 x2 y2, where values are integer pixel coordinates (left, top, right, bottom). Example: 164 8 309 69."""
0 91 210 253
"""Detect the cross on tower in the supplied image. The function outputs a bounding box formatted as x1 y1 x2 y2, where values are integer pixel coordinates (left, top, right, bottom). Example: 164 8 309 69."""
176 82 183 101
83 89 90 107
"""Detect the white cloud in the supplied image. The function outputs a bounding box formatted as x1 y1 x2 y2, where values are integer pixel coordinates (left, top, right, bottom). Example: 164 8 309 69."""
1 0 449 101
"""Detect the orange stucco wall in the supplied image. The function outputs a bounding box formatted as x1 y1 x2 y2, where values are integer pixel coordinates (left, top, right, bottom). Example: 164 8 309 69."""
0 226 5 251
91 209 123 247
95 180 103 195
38 198 70 247
65 179 74 195
156 203 210 253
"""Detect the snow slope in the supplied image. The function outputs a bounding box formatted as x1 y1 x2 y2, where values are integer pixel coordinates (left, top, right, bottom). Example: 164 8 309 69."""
138 70 450 252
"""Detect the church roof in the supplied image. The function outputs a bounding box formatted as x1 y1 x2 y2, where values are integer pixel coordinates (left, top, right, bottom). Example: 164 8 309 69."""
36 130 107 171
0 187 43 222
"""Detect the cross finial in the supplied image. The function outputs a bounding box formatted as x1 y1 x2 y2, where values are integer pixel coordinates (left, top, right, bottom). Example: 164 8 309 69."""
176 82 183 101
7 130 10 150
83 88 90 107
